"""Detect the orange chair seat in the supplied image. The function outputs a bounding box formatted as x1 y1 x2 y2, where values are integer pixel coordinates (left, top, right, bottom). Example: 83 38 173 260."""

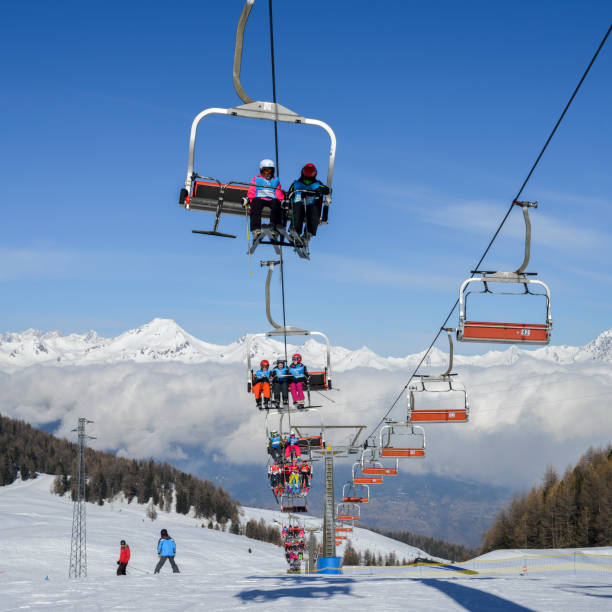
381 447 425 457
362 467 397 475
410 410 467 423
463 321 548 343
336 514 358 521
353 477 383 484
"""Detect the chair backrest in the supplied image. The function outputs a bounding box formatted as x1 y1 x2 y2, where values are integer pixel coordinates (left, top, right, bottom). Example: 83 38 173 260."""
308 371 328 391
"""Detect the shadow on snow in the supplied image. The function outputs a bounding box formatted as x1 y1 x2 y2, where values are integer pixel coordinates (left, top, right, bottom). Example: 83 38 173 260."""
558 583 612 600
419 578 535 611
236 575 357 603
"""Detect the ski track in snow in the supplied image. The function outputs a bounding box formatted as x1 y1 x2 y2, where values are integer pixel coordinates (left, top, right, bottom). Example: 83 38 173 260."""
1 476 611 611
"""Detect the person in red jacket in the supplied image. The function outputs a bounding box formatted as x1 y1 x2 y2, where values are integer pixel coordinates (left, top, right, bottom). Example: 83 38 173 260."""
117 539 130 575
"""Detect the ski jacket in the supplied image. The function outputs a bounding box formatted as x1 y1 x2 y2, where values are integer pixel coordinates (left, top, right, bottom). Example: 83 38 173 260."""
247 174 284 201
119 545 131 563
288 178 327 206
287 433 300 446
271 365 291 381
299 463 310 475
157 536 176 556
269 434 282 448
254 368 271 382
289 363 307 380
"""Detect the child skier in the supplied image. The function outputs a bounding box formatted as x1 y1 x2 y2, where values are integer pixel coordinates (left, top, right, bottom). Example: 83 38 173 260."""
271 359 291 408
117 540 130 575
289 353 308 408
288 469 300 495
268 430 283 462
285 430 302 460
154 529 180 574
253 360 272 410
247 159 285 239
299 460 311 492
287 163 330 246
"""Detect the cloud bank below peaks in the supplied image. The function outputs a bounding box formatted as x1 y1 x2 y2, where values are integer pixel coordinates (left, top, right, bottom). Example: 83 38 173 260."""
1 318 611 489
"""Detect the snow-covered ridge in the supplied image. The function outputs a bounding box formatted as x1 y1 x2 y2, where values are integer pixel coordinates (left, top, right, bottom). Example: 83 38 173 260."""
1 317 611 372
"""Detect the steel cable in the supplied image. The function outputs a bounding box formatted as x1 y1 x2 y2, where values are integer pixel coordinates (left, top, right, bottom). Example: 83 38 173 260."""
366 23 612 441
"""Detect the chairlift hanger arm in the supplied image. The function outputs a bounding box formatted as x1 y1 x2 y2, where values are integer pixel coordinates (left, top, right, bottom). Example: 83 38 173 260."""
514 200 538 274
233 0 255 105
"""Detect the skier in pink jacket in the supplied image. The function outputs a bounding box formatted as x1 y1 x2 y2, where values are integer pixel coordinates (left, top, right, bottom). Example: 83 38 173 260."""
248 159 284 238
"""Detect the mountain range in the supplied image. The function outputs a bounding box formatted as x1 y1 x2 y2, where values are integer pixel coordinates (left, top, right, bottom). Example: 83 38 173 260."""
2 317 612 372
1 318 611 547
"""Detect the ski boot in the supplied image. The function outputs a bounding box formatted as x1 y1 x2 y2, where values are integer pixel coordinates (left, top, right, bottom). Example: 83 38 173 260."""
256 400 263 411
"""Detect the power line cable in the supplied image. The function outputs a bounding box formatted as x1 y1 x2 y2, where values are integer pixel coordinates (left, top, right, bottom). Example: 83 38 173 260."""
366 23 612 441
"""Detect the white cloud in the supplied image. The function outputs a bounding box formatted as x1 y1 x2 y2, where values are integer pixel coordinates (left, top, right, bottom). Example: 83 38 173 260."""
1 356 611 490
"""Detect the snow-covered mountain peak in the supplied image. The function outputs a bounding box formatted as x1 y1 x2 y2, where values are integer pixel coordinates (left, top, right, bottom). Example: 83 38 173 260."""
1 319 612 373
577 328 612 362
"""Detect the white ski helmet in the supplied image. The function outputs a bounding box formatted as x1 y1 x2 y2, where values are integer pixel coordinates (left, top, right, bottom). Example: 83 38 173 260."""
260 158 275 170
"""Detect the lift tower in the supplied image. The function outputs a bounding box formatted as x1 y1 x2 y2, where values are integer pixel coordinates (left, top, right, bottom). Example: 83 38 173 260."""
69 418 95 578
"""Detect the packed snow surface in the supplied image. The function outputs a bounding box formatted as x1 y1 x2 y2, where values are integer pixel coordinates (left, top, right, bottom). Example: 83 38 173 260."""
1 475 611 611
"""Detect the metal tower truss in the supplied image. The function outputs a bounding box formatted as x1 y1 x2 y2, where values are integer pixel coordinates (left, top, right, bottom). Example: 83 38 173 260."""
69 418 95 578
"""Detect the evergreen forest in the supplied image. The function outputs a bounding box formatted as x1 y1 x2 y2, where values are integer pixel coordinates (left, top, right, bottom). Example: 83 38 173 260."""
482 445 612 551
0 413 239 524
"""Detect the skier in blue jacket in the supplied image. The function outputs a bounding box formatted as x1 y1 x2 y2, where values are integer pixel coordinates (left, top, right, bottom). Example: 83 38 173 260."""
287 163 330 246
270 359 291 408
154 529 180 574
268 430 283 463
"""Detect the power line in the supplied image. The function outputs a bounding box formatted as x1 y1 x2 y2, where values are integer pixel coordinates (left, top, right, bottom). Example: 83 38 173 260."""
366 23 612 440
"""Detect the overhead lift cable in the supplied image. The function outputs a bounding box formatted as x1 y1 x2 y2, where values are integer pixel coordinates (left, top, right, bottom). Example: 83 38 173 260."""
366 23 612 440
267 0 289 363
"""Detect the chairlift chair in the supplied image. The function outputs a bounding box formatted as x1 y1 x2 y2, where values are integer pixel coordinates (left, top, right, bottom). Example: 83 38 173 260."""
179 1 336 258
408 329 469 424
280 492 307 513
457 201 552 345
336 502 360 522
342 481 369 504
379 422 426 458
352 461 383 485
335 534 348 541
360 447 399 476
247 262 333 402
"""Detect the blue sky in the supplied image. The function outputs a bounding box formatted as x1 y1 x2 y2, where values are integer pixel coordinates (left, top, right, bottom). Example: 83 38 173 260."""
1 1 611 355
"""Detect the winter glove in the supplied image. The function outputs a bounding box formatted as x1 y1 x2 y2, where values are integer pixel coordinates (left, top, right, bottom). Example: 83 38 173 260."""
316 185 330 195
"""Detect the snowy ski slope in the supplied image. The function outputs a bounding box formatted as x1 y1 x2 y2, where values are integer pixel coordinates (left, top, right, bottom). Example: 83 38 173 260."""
1 475 610 611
